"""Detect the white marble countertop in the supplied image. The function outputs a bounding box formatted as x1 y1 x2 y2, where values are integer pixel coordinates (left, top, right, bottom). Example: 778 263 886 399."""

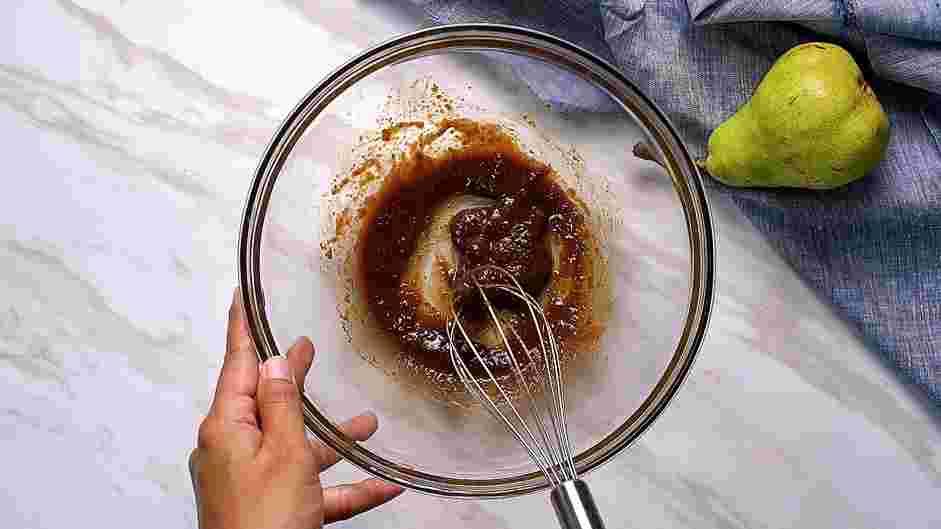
2 2 939 528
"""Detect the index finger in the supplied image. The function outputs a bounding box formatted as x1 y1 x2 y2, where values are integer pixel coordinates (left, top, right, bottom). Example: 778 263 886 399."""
211 289 260 413
323 479 404 524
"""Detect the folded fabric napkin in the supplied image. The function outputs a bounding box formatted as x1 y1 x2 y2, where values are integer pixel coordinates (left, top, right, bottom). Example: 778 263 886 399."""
408 0 941 403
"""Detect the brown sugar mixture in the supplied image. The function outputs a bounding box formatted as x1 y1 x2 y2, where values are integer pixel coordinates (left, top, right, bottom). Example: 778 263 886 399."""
356 119 598 382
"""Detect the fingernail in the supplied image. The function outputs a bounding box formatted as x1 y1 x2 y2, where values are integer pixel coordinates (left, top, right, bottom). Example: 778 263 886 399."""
291 336 311 352
362 411 378 426
263 356 292 381
368 478 404 495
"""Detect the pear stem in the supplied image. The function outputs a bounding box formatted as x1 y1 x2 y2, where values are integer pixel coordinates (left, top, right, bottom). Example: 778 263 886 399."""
633 141 710 176
632 141 665 168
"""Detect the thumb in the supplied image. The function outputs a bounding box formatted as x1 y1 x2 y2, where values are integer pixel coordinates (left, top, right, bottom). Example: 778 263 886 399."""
257 356 308 455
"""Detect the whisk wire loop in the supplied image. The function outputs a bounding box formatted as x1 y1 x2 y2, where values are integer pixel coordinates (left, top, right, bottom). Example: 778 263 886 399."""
447 264 577 485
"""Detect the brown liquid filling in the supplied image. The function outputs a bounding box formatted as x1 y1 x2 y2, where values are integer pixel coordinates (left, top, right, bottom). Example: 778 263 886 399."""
356 119 595 381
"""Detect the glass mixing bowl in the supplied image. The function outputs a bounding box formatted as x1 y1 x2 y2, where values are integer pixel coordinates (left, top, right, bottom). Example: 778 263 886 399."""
239 24 714 498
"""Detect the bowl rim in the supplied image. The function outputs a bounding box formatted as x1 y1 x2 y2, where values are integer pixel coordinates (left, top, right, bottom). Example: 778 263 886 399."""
239 22 715 498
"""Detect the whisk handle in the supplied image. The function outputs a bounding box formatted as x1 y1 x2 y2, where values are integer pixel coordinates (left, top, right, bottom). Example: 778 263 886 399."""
550 480 605 529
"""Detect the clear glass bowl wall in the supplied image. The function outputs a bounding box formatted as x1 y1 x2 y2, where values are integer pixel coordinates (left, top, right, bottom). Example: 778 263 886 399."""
239 25 714 498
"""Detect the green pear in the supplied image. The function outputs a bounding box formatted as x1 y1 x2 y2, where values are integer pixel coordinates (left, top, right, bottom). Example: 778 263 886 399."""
705 42 890 189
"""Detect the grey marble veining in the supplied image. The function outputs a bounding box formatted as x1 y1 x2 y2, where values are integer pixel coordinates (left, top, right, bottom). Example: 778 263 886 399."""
1 2 939 528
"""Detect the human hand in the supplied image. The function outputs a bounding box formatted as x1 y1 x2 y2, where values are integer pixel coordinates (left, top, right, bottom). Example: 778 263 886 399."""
190 290 403 529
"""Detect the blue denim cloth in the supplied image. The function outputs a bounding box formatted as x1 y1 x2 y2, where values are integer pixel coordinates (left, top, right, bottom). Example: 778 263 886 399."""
410 0 941 403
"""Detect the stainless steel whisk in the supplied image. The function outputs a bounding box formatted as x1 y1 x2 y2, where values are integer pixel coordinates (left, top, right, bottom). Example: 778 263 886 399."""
447 265 605 529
